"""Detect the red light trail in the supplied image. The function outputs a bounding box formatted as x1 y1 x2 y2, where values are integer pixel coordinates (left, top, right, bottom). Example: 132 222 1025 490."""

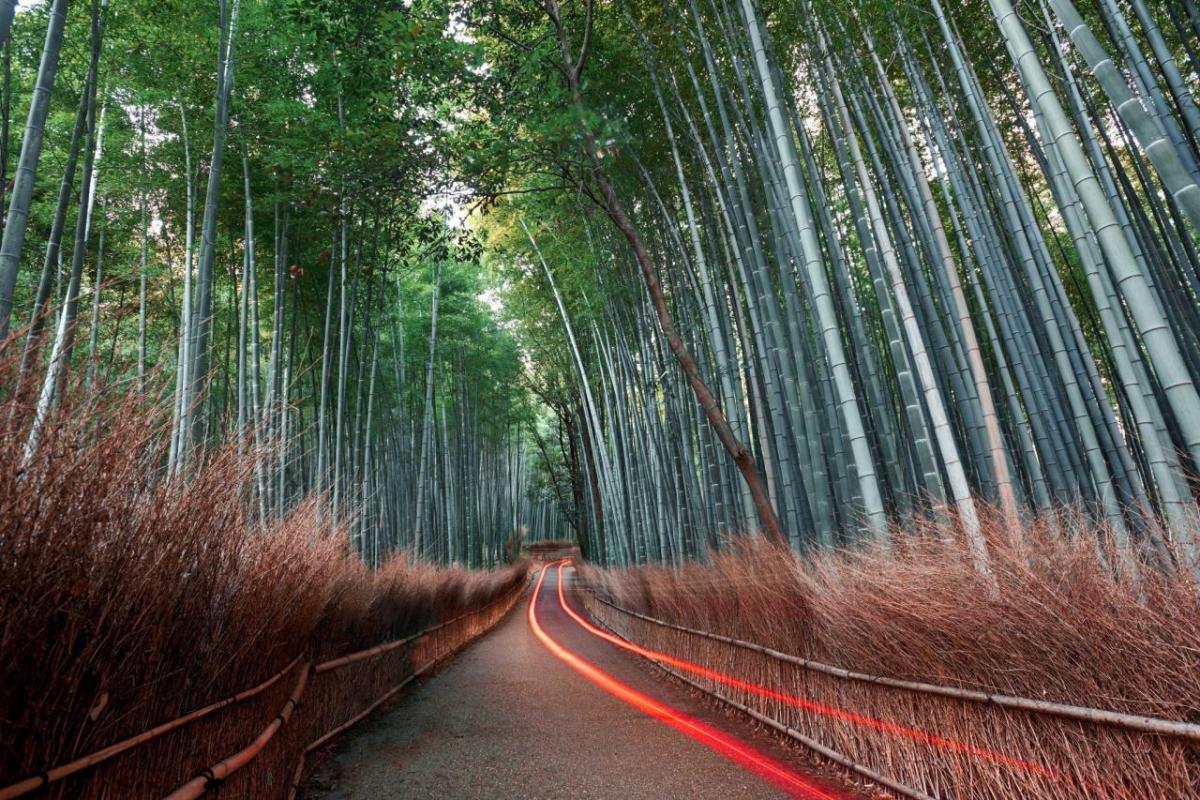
527 562 844 799
550 562 1060 783
541 561 1137 799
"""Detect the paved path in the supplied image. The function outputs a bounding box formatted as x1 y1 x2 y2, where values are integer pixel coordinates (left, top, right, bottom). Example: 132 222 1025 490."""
302 565 858 800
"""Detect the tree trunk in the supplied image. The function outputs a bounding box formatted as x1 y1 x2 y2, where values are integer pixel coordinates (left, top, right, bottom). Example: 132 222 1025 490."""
183 0 241 456
543 0 787 547
0 0 70 339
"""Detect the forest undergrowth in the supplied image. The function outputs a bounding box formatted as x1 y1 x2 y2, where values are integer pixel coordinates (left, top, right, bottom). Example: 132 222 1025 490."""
0 368 528 794
579 511 1200 798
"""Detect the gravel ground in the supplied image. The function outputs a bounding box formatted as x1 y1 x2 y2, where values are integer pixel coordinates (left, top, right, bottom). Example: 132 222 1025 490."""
301 567 861 800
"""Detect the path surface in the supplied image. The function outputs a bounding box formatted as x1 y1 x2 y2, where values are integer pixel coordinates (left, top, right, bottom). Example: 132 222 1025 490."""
303 565 858 800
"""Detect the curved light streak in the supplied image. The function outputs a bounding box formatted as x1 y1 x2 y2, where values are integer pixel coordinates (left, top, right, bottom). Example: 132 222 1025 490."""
554 562 1057 781
528 562 841 800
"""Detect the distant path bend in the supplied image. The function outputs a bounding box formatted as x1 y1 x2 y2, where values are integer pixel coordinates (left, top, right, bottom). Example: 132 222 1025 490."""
302 564 859 800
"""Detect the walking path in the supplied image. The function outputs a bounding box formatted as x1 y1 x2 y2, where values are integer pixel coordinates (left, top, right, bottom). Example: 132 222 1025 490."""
302 565 859 799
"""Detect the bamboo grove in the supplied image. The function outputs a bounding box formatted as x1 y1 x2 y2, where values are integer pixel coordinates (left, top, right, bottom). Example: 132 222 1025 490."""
467 0 1200 570
0 0 559 566
1 0 1199 574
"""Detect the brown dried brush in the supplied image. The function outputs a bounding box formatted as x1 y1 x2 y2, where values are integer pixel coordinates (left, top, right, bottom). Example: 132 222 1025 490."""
579 508 1200 798
0 367 528 796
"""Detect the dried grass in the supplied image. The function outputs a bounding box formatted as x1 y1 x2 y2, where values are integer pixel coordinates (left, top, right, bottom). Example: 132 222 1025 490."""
0 373 527 798
579 509 1200 798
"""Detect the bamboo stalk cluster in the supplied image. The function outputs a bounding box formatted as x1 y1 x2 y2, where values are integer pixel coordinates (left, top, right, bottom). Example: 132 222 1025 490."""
521 0 1200 568
0 1 553 565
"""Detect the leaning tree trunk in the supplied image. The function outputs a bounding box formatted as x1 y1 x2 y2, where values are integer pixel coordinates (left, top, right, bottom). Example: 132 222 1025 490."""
543 0 788 547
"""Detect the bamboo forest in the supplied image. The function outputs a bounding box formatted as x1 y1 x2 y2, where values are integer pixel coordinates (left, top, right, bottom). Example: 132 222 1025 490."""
2 0 1200 798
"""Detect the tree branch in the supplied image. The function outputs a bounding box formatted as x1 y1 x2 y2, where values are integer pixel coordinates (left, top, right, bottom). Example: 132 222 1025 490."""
573 0 594 82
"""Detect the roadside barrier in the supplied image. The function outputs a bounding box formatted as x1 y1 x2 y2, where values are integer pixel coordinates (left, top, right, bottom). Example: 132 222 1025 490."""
581 590 1200 799
0 574 527 800
0 656 305 800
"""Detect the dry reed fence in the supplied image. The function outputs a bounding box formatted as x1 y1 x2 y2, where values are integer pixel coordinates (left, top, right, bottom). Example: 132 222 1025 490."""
1 576 526 800
577 515 1200 799
0 376 529 799
524 539 581 561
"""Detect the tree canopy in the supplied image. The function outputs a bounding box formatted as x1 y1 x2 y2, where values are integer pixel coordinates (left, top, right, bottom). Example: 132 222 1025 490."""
0 0 1198 570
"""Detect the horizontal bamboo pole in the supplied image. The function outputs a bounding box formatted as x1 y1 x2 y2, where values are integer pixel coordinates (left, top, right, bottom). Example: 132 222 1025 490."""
164 662 312 800
593 595 1200 742
314 632 426 673
288 582 528 800
0 574 528 800
647 646 936 800
584 590 934 798
316 577 527 673
0 655 304 800
315 605 477 673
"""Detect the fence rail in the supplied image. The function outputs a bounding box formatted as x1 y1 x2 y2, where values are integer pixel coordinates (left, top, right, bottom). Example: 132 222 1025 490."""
0 656 306 800
591 596 1200 741
645 649 936 800
582 589 1200 799
0 575 528 800
165 663 313 800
